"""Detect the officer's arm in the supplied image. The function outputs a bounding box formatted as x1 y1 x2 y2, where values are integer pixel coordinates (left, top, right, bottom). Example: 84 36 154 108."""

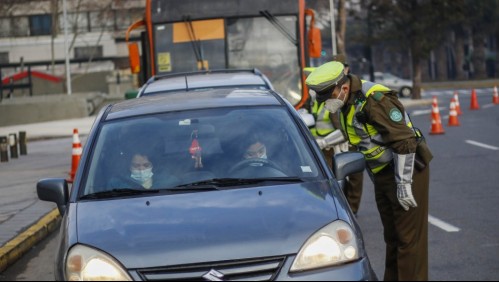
316 130 345 149
365 93 418 210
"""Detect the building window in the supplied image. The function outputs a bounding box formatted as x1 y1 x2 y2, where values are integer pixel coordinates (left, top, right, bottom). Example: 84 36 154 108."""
89 11 115 32
59 12 89 34
29 14 52 36
74 46 103 60
0 52 8 64
0 17 29 37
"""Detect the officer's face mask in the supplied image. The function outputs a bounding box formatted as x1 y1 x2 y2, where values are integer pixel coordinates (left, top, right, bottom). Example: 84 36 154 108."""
324 87 347 114
316 90 331 104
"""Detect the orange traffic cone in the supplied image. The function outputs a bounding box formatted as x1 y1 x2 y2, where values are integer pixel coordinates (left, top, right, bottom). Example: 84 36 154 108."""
453 91 462 115
68 128 82 183
470 89 480 110
430 96 445 135
448 97 460 126
493 86 499 105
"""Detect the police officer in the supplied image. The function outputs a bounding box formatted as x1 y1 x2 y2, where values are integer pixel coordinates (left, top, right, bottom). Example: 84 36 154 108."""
305 61 433 281
305 54 364 216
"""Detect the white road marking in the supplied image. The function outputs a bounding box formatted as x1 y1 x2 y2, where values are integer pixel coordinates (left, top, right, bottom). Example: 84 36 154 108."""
482 104 495 109
428 215 460 232
465 140 499 150
411 109 432 116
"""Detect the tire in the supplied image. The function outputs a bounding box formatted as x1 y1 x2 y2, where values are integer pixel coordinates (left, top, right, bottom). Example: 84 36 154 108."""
399 86 412 98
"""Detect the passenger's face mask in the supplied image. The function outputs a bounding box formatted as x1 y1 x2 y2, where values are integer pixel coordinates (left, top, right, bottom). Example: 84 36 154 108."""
324 88 347 114
131 168 153 183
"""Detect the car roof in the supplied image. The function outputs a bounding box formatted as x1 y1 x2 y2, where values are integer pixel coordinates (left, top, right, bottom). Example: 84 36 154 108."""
106 88 284 121
140 69 273 96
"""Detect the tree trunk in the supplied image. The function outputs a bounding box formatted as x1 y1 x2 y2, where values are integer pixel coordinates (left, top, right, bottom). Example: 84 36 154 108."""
435 44 447 81
454 29 467 80
336 0 347 55
411 47 422 100
472 30 487 79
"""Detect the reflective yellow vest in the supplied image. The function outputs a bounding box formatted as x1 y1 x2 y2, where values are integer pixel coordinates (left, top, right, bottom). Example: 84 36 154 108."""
310 100 336 137
340 81 417 174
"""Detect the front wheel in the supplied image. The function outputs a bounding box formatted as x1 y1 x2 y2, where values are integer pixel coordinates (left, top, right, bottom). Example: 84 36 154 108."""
399 87 412 98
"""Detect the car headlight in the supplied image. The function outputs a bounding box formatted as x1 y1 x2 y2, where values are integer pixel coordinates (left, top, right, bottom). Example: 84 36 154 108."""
65 244 132 281
290 220 359 272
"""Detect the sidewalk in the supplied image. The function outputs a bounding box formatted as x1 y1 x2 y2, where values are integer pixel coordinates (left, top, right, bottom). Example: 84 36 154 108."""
0 97 432 273
0 117 95 273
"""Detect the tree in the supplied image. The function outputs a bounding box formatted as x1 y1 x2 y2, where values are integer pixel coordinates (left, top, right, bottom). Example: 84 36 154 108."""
367 0 465 99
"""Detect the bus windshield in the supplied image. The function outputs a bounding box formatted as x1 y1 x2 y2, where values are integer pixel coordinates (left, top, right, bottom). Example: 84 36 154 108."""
153 16 301 104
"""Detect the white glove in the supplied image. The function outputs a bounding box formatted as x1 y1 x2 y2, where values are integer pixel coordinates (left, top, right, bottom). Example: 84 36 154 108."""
397 183 417 211
332 141 349 155
316 138 327 149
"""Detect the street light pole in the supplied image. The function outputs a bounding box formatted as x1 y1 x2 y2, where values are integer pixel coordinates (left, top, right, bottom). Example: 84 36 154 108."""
63 0 72 95
330 0 337 56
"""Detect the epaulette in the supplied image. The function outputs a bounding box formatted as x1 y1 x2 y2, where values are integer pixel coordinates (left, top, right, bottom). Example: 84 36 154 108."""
372 91 385 101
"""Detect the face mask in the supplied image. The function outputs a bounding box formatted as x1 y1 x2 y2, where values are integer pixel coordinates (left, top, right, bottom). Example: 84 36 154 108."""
130 168 153 184
324 90 347 113
316 91 331 104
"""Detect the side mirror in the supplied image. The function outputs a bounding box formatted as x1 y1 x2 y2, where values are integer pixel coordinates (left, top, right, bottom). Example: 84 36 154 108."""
297 108 315 128
128 42 141 74
333 152 365 190
37 178 69 216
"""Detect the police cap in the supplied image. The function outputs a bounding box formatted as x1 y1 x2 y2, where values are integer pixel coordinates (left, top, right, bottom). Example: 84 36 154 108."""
305 61 346 93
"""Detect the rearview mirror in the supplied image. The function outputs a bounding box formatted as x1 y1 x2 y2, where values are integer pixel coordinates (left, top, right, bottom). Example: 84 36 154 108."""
333 152 365 191
37 178 69 216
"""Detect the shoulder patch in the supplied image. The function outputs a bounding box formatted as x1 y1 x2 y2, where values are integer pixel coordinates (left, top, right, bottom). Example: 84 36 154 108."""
389 108 403 122
372 91 384 101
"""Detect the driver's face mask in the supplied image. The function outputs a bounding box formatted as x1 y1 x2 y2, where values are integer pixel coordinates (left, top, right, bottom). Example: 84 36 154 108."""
244 142 267 159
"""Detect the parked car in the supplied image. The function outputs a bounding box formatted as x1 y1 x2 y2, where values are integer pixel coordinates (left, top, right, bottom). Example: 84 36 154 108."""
362 72 413 98
136 68 274 97
37 86 377 281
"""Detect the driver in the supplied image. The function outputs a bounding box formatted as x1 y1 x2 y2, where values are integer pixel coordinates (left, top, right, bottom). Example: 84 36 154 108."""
242 134 267 160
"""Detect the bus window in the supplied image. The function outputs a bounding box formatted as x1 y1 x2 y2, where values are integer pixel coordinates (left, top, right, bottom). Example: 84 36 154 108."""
227 16 301 105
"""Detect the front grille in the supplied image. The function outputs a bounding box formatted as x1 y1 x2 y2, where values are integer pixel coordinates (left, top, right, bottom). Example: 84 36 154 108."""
136 256 286 281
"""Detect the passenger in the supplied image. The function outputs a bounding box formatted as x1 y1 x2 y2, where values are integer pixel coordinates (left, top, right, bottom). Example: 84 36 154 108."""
109 151 179 189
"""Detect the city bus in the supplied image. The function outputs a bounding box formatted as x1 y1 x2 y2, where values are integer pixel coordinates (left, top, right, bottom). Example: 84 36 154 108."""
126 0 327 108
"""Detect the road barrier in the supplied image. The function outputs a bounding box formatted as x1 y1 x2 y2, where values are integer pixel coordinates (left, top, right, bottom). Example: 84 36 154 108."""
429 96 445 135
0 136 8 162
470 89 480 110
67 128 82 183
448 98 460 127
8 133 18 159
19 131 27 155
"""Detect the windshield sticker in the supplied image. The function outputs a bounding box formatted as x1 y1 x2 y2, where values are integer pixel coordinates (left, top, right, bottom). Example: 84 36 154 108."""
179 119 191 126
301 166 312 173
158 52 172 72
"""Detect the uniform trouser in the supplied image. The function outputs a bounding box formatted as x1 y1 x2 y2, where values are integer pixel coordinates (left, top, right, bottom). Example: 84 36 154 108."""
373 163 430 281
322 147 364 214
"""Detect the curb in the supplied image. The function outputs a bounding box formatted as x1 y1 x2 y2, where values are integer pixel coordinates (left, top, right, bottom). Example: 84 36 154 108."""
0 208 61 273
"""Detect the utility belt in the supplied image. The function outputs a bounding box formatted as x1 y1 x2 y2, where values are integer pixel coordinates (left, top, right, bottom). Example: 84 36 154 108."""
413 127 433 171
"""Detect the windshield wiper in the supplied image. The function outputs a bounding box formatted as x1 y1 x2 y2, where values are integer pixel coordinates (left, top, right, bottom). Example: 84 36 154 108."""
174 177 304 189
80 188 160 200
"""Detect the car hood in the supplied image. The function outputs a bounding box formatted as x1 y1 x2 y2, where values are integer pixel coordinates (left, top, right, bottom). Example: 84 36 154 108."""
76 181 339 269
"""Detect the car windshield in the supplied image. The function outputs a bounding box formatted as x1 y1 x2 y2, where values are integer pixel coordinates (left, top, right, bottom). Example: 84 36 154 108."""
82 106 321 196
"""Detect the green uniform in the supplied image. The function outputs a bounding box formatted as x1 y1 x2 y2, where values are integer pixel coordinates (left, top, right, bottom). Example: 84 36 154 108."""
340 75 433 280
310 99 364 214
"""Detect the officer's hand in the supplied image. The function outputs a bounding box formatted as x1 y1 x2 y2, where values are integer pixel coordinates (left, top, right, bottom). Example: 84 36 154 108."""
316 138 327 149
397 183 417 211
